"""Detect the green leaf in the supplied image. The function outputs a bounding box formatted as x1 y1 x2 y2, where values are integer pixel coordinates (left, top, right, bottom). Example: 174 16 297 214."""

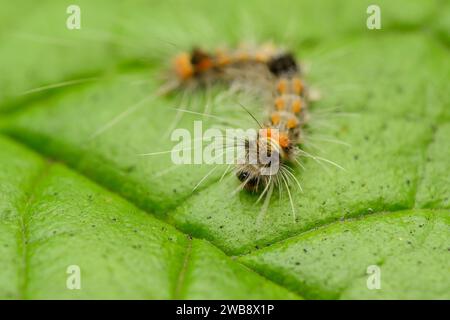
0 136 296 299
239 210 450 299
0 0 448 299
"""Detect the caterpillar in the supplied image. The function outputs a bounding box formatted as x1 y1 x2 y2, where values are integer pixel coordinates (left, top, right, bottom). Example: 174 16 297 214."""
17 34 345 220
166 44 309 211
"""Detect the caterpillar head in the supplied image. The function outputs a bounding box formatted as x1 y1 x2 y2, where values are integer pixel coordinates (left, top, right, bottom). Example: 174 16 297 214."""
236 129 298 192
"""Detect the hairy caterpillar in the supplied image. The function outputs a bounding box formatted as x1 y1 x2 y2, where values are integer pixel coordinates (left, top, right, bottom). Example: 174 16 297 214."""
18 33 345 220
166 44 310 215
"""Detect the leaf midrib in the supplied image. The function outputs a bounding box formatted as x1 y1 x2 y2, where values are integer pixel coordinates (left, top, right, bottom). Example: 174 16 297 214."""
17 160 53 299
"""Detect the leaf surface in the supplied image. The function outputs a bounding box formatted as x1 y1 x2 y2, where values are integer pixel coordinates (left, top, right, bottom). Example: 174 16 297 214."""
0 0 448 299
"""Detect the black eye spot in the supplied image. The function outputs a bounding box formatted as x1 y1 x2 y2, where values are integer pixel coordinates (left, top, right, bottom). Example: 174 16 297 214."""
237 171 250 182
268 53 299 76
237 171 259 188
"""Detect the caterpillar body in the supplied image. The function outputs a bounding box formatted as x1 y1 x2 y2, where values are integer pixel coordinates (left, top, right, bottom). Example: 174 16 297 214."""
168 44 308 199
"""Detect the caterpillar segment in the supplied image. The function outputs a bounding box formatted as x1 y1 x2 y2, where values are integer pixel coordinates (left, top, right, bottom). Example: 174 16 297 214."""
172 44 280 84
236 52 307 192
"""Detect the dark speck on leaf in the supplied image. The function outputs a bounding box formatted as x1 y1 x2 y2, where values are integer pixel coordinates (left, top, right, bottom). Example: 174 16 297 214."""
406 179 411 185
303 248 308 253
353 155 359 160
219 225 224 229
206 216 212 219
